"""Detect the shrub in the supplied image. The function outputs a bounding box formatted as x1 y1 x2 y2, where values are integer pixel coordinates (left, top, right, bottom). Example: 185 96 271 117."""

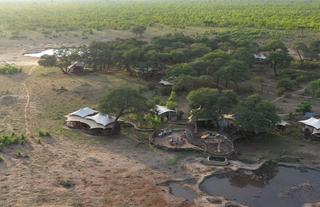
38 55 57 67
277 78 297 94
38 130 51 137
296 101 312 114
0 64 22 74
0 133 25 149
166 91 178 109
305 79 320 97
160 86 172 96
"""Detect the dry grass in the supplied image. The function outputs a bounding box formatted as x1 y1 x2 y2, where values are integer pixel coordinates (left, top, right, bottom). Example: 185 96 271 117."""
0 67 186 207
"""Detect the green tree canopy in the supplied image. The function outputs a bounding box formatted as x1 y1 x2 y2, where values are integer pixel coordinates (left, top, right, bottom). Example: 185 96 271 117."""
98 87 148 122
268 49 292 76
236 95 280 134
131 25 147 38
187 88 237 127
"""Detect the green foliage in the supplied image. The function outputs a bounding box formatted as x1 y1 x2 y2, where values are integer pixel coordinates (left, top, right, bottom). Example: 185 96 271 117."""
268 49 292 76
165 63 197 79
131 25 146 37
99 87 148 121
0 133 25 149
166 91 177 110
296 101 312 114
0 64 22 74
38 55 57 67
187 87 237 123
0 1 320 32
277 78 297 94
174 75 215 93
305 79 320 97
236 95 280 134
38 129 51 137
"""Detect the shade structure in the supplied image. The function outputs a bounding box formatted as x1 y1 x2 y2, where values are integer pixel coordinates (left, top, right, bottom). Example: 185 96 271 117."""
299 117 320 130
155 105 176 116
85 113 115 127
70 107 98 118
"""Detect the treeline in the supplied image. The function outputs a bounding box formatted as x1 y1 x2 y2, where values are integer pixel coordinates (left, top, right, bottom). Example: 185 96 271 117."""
1 1 320 32
40 33 320 95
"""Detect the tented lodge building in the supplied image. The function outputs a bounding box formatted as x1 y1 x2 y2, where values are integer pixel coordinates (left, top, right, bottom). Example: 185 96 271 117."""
66 107 116 136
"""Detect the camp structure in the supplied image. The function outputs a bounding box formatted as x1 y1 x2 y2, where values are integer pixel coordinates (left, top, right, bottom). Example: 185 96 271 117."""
68 61 85 73
299 117 320 138
154 105 177 121
276 120 290 130
159 80 174 86
66 107 116 136
254 52 267 63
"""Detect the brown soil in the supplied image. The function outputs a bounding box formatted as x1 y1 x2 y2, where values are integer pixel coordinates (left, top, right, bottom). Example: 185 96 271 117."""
0 68 190 207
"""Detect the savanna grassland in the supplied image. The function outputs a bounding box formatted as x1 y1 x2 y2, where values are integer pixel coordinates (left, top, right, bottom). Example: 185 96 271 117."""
0 1 320 207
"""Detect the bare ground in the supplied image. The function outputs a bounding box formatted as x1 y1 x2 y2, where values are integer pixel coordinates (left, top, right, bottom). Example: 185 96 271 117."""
0 68 191 207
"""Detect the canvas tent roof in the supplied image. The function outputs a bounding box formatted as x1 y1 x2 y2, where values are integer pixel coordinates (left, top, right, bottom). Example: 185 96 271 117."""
155 105 176 115
254 53 267 60
299 117 320 130
70 107 98 118
276 120 290 127
159 80 174 86
86 113 115 127
66 115 112 129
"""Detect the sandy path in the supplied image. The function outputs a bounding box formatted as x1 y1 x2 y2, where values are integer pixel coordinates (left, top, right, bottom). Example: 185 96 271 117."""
21 66 36 136
0 69 183 207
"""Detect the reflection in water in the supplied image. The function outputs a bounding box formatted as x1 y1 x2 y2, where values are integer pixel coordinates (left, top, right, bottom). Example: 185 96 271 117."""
168 180 197 202
200 165 320 207
229 162 278 188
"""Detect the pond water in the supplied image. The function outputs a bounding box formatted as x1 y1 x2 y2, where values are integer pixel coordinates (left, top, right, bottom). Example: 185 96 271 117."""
200 165 320 207
168 181 197 202
24 49 56 58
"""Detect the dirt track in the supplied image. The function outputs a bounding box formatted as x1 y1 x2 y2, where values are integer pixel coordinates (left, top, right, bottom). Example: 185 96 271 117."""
0 67 189 207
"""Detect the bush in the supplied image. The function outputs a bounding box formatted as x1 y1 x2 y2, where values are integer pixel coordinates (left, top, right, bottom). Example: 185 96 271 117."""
305 79 320 97
160 86 172 96
38 55 57 67
0 133 25 149
0 64 22 74
38 130 51 137
277 78 297 94
296 101 312 114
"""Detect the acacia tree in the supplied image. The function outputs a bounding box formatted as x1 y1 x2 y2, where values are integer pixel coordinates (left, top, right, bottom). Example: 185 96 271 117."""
131 26 147 38
236 95 279 135
268 49 292 76
187 87 237 129
293 42 308 64
98 87 147 134
218 59 249 90
309 40 320 60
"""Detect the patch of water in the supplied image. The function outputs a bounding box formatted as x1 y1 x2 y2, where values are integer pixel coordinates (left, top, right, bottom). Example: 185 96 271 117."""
168 181 197 202
200 165 320 207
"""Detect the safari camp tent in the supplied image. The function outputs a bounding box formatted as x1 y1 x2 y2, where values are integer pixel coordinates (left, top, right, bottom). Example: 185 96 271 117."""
254 52 267 63
68 61 85 73
66 107 116 135
154 105 177 121
299 117 320 138
159 80 174 86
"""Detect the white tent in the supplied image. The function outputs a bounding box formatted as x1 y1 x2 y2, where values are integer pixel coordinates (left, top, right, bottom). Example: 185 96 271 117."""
159 80 174 86
86 113 115 127
299 117 320 130
155 105 176 115
70 107 98 118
